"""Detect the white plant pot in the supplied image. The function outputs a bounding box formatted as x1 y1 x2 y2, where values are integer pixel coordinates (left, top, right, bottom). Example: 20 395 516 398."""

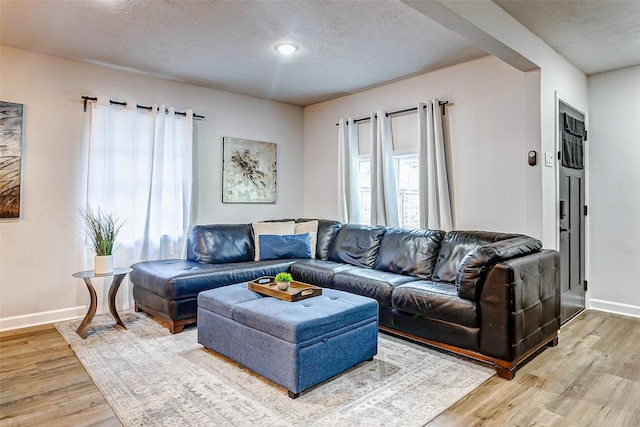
94 255 114 274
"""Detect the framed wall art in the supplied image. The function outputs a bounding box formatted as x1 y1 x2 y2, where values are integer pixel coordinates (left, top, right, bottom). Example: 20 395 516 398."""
222 137 277 203
0 101 24 219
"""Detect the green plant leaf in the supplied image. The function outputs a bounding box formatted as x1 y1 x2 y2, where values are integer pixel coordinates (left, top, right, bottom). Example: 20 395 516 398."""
274 272 292 283
80 208 125 256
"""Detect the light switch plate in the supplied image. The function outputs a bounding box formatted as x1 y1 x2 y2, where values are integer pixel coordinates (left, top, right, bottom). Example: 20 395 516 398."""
545 152 554 167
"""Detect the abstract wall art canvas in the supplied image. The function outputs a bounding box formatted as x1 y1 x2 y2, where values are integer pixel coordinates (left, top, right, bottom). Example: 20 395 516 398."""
0 101 24 218
222 137 277 203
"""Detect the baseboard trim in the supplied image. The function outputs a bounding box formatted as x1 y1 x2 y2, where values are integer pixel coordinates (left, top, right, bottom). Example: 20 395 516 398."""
0 306 86 332
589 299 640 319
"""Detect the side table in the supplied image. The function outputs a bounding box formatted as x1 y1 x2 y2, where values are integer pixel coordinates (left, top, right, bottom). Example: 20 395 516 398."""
72 267 133 339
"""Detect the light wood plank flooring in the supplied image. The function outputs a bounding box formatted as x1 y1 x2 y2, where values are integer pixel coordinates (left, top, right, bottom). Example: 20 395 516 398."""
0 324 121 426
431 310 640 426
1 310 638 426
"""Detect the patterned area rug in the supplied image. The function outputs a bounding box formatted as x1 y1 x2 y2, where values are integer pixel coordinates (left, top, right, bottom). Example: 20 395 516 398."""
55 312 493 426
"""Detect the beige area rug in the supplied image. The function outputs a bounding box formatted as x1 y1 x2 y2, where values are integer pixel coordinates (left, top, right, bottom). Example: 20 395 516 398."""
55 312 493 426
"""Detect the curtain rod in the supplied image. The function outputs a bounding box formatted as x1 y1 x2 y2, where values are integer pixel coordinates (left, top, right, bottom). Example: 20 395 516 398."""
81 96 205 119
335 100 448 126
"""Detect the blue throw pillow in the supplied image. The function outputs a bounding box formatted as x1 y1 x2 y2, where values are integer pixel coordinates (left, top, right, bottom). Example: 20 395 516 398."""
259 233 311 261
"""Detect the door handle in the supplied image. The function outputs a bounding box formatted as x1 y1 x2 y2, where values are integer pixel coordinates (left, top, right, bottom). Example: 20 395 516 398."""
560 228 569 233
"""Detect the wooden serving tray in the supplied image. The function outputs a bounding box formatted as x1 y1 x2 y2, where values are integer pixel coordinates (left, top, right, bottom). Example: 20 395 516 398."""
248 276 322 302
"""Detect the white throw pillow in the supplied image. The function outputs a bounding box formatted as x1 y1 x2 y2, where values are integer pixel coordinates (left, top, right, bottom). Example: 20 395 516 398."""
252 222 295 261
295 220 318 259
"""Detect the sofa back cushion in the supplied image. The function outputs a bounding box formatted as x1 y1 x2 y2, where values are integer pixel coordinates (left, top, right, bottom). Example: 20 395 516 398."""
187 224 254 264
373 228 445 278
297 218 343 260
328 224 386 267
432 230 520 283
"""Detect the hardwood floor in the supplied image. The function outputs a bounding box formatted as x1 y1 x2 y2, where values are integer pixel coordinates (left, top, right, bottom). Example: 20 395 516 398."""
430 310 640 426
1 310 638 426
0 324 121 427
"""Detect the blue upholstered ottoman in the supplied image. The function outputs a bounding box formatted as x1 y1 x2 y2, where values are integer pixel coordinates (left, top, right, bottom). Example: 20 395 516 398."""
197 282 379 398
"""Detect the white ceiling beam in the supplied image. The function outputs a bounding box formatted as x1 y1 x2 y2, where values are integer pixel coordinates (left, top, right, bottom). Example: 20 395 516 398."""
402 0 539 72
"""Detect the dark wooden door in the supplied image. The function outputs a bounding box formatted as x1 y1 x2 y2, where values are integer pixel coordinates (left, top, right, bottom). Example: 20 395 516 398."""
559 102 586 324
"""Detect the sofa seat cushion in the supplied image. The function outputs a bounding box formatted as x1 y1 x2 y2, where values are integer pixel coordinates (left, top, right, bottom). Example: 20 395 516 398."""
289 259 355 288
391 281 478 328
130 259 296 300
332 268 416 308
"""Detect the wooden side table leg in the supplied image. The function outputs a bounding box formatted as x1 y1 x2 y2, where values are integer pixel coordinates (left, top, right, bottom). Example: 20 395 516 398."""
108 273 127 329
77 278 97 339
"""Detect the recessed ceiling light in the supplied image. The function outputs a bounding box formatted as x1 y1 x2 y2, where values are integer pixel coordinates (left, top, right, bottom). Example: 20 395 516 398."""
274 42 299 55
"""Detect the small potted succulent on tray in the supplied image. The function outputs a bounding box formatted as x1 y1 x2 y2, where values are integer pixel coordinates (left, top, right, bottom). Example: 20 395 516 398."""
274 272 293 291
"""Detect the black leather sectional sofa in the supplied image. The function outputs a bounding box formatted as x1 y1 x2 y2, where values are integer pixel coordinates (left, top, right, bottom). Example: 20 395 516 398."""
130 218 560 379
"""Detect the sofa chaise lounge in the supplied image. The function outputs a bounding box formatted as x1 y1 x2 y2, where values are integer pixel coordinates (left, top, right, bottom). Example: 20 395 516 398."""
130 218 560 379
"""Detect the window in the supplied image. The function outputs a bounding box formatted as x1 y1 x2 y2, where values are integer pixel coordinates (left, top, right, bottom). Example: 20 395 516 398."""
359 159 371 225
396 156 420 229
358 154 420 229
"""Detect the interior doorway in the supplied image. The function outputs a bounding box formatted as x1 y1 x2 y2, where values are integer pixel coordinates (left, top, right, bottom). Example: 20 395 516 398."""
558 100 586 324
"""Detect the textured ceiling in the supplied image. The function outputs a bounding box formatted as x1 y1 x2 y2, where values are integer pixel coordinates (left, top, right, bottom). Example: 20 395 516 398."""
0 0 487 106
1 1 638 106
496 0 640 75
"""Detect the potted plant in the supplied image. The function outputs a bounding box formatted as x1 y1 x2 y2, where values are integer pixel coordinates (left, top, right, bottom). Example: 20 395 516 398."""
274 272 293 291
81 208 125 274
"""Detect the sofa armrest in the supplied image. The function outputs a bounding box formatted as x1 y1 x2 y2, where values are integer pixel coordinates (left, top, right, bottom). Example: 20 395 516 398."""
456 236 542 301
478 249 560 361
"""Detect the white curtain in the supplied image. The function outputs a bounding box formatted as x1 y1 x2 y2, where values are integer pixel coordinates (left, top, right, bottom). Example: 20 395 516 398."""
370 111 399 227
337 117 361 223
418 100 453 230
84 97 193 310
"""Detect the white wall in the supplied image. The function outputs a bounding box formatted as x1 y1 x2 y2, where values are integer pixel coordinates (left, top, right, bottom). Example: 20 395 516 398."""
303 55 542 236
432 0 589 249
434 2 639 317
0 46 303 330
588 66 640 317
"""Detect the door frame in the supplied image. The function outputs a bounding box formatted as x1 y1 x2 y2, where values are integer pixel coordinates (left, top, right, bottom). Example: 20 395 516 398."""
554 91 590 311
